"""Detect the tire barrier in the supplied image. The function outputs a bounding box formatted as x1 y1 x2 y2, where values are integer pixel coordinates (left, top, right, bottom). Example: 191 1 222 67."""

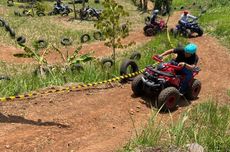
0 19 5 27
14 10 22 17
9 28 16 38
93 31 103 41
0 18 19 40
16 36 26 45
36 11 46 17
120 59 139 82
81 34 91 43
70 64 84 73
0 76 10 81
101 58 114 68
130 51 141 61
7 0 14 7
61 37 72 46
34 39 48 49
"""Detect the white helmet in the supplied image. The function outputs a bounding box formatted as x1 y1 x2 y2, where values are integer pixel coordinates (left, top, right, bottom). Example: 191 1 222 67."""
153 9 159 14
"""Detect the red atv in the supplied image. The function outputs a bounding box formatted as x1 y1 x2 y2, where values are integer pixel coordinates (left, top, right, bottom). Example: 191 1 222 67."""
131 55 201 111
143 19 167 36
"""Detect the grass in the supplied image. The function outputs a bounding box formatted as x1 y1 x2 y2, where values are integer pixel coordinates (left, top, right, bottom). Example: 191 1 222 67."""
121 101 230 151
199 6 230 48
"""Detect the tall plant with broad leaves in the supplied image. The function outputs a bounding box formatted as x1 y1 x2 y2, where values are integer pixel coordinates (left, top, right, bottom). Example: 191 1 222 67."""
94 0 132 68
14 43 52 77
52 45 95 72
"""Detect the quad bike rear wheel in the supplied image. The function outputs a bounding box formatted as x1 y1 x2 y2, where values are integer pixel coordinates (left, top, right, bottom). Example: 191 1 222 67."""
131 74 144 96
197 28 203 36
156 87 180 111
185 79 201 100
183 29 192 38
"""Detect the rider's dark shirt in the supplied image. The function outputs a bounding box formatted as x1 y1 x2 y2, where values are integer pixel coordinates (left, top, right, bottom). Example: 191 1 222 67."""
150 14 157 24
173 47 198 65
56 0 62 7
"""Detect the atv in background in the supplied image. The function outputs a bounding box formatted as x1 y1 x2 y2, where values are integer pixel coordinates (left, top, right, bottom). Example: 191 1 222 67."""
69 0 89 4
143 18 167 36
131 55 201 111
171 9 207 38
79 6 102 20
171 18 203 38
48 3 72 16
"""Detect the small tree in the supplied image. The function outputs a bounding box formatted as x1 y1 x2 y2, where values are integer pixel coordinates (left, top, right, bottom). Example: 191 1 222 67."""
154 0 172 15
94 0 131 67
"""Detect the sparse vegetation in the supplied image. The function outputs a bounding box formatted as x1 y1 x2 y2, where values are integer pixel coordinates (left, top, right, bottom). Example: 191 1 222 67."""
122 101 230 151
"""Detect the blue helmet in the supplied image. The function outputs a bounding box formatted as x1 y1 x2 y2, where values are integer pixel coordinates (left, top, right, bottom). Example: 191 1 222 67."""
184 43 197 54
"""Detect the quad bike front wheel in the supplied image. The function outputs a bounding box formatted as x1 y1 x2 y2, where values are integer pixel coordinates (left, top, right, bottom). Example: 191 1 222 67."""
156 87 180 111
144 27 154 36
131 74 144 96
185 79 201 100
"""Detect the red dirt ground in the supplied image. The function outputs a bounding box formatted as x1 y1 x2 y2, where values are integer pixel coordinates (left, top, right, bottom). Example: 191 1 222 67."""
0 12 230 152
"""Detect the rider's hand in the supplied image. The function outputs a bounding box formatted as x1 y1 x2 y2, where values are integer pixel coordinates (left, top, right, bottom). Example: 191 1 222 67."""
178 62 186 67
158 55 163 60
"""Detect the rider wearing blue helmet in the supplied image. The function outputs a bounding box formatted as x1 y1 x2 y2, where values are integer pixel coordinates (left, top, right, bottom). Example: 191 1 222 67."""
159 43 199 95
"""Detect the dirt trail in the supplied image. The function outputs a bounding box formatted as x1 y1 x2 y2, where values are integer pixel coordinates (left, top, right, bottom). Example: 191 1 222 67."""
0 13 230 152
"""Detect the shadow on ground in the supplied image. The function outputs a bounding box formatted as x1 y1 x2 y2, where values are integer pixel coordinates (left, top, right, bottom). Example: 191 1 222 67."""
0 113 69 128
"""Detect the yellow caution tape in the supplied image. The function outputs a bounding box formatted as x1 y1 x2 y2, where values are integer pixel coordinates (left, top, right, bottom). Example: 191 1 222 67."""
0 69 146 102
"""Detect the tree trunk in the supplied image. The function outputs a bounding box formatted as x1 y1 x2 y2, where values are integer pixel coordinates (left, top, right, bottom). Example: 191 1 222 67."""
143 0 148 11
72 0 77 19
139 0 142 9
154 0 162 12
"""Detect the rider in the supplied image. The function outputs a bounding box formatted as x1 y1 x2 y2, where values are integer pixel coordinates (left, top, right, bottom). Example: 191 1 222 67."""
150 9 159 25
56 0 62 9
158 43 199 95
179 10 197 27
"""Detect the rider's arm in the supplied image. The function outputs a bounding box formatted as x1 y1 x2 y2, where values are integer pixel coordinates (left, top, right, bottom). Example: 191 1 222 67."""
188 14 197 20
159 49 174 58
179 55 198 70
185 63 196 70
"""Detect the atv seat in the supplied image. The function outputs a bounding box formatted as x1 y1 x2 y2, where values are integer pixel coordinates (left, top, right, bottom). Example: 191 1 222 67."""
149 67 174 77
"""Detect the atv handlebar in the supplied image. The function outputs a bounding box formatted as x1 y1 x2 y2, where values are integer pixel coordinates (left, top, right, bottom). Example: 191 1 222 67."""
152 55 183 70
152 55 163 62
